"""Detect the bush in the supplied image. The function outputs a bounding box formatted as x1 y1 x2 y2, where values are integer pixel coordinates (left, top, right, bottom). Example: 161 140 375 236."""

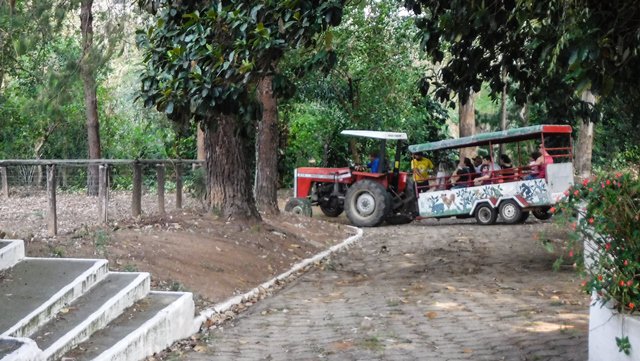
552 172 640 354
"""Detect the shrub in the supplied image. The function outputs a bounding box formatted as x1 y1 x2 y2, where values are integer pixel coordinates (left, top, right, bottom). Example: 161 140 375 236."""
553 172 640 354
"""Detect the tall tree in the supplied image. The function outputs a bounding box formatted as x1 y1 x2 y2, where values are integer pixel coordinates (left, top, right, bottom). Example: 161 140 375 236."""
138 1 342 221
250 1 344 215
80 0 101 195
405 0 640 177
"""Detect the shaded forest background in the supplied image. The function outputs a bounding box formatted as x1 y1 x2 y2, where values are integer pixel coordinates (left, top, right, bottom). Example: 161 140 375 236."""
1 0 639 201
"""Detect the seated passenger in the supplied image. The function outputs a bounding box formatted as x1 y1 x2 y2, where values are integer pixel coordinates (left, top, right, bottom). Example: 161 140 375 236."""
450 157 475 188
473 155 494 186
499 154 515 181
434 161 453 191
524 151 542 180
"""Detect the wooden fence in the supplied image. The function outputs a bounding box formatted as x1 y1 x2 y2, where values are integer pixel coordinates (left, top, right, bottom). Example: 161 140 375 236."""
0 159 204 236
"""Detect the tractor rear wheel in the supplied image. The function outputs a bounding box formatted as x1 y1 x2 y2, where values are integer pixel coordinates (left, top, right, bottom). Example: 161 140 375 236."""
284 198 313 217
345 180 391 227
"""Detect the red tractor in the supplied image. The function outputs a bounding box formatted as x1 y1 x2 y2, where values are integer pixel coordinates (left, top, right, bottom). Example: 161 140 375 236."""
285 130 417 227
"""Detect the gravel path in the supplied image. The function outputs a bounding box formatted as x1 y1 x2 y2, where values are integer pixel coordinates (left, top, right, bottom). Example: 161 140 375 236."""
180 219 588 361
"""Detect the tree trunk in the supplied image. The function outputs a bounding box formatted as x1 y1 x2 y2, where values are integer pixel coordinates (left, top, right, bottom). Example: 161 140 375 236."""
458 89 476 159
196 126 206 162
205 113 261 223
80 0 101 196
575 90 596 181
499 70 508 154
254 75 279 214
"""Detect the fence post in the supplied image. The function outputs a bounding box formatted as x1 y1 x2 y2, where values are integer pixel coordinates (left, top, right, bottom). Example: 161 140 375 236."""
0 167 8 198
47 165 57 236
175 164 183 209
156 164 165 215
132 162 142 217
98 164 109 224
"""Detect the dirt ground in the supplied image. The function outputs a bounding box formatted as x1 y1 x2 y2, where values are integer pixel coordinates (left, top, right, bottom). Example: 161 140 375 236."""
0 189 354 308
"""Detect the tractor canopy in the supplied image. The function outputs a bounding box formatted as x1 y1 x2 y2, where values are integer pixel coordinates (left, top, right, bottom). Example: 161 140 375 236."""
340 130 408 140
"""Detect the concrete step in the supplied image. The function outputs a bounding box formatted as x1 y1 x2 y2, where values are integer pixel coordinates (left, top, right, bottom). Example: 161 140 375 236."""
30 272 150 361
0 337 43 361
61 291 195 361
0 240 25 271
0 258 108 338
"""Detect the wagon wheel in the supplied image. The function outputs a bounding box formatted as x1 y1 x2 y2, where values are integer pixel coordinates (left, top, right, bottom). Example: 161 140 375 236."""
499 199 523 224
532 207 552 220
475 203 498 225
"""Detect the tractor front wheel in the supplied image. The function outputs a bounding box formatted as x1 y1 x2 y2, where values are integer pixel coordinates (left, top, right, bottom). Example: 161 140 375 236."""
284 198 313 217
345 180 391 227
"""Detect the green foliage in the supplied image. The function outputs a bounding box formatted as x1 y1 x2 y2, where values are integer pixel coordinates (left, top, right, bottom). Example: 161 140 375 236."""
280 1 449 184
137 0 344 126
404 0 640 120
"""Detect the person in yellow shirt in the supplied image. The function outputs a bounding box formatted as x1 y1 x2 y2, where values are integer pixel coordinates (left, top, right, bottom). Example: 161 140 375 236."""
411 152 434 192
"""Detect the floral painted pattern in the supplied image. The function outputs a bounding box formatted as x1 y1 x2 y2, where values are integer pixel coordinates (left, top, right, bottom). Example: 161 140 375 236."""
418 179 551 218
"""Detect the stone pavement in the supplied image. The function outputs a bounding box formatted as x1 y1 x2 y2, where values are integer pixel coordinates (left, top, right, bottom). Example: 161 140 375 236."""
182 219 588 361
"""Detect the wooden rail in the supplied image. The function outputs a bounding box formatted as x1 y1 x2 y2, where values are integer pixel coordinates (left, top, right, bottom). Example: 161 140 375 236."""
0 159 204 236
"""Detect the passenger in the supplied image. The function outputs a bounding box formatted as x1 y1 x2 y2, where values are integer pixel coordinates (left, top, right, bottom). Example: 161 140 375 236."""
473 155 494 186
537 144 554 179
473 156 483 173
434 161 453 191
450 158 475 188
499 154 512 169
524 151 542 180
367 152 381 173
411 152 434 192
499 154 515 181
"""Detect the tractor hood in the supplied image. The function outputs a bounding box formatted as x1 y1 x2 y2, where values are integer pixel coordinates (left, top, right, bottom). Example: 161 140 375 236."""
340 130 408 140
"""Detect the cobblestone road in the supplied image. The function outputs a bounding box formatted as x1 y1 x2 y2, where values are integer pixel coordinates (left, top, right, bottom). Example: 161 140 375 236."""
182 219 588 361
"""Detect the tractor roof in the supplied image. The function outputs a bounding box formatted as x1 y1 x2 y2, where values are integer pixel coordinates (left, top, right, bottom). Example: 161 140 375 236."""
340 130 408 140
409 125 572 153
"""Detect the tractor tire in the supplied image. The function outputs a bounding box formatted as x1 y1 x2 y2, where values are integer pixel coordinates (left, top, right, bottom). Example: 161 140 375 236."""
518 211 530 223
474 203 498 225
284 198 313 217
344 180 391 227
533 207 552 220
319 199 343 217
499 199 523 224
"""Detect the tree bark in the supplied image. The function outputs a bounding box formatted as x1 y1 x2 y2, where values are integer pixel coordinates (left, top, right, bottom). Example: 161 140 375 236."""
197 126 206 162
458 89 476 159
205 113 261 223
254 75 280 215
575 90 596 181
499 69 508 154
80 0 101 196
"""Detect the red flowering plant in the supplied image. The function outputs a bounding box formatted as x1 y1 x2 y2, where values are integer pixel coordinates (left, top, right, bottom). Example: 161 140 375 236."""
551 172 640 353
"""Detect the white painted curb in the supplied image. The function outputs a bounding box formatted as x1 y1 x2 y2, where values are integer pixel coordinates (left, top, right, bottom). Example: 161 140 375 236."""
193 226 363 329
0 240 25 271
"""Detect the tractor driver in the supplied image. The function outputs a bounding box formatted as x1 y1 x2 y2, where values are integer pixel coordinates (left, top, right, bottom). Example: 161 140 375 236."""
367 152 381 173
